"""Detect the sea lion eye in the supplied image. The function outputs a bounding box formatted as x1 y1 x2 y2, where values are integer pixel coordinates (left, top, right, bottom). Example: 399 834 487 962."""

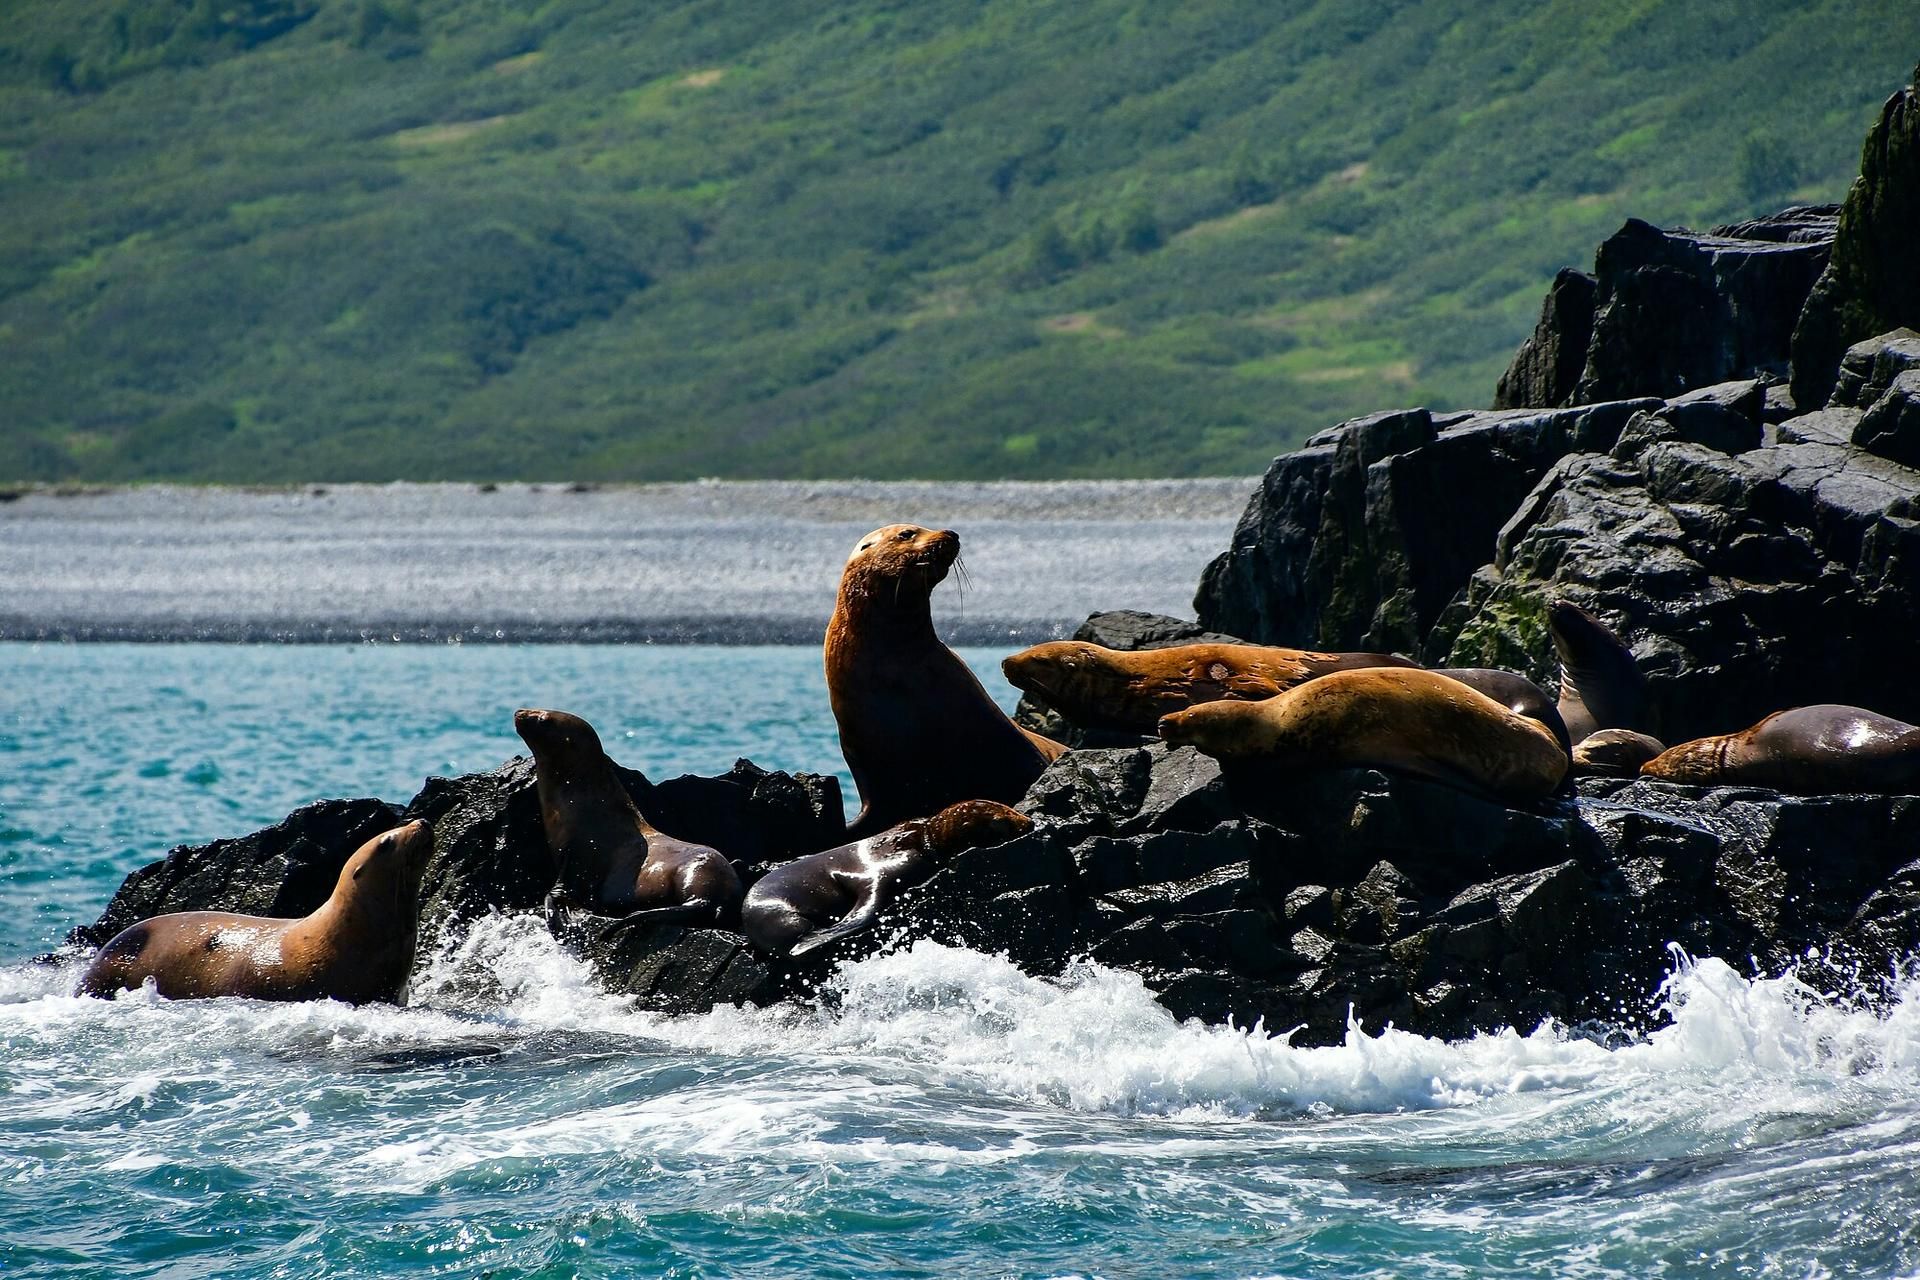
896 530 914 541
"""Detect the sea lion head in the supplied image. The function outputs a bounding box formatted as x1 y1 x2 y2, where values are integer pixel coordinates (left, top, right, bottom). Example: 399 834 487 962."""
922 800 1033 855
342 819 435 910
1002 641 1120 706
1156 698 1272 758
840 524 960 601
513 707 606 760
1572 728 1666 776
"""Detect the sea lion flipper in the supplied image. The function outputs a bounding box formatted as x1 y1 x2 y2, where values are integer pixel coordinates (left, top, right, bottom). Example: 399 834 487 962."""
788 907 879 958
613 899 719 928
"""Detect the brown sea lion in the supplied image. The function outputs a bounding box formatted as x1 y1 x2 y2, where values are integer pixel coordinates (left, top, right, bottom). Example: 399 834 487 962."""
1639 705 1920 793
826 524 1063 838
1001 639 1417 733
1549 600 1647 743
514 708 743 924
1157 667 1568 802
1002 642 1569 751
1572 729 1667 777
741 800 1033 958
76 820 434 1003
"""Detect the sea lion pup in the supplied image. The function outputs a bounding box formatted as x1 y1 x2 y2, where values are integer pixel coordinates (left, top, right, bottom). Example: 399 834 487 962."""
1640 705 1920 793
826 524 1063 838
1572 729 1667 777
1000 639 1417 733
514 708 742 925
1549 600 1646 743
1157 667 1569 802
76 820 434 1003
741 800 1032 959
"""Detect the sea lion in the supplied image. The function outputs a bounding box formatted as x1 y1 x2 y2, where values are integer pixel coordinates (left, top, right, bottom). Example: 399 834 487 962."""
76 820 434 1003
741 800 1032 958
1549 600 1646 743
1571 729 1667 777
514 708 743 924
826 524 1063 838
1157 667 1568 802
1001 639 1417 733
1639 705 1920 793
1001 642 1569 751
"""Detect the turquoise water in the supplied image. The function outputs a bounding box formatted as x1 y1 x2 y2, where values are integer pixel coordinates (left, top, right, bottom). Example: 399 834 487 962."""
5 643 1920 1278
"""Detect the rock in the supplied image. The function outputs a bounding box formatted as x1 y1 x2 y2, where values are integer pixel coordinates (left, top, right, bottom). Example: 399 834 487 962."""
1570 216 1834 405
1435 403 1920 741
1493 268 1597 410
1852 369 1920 469
1792 65 1920 409
1195 399 1653 649
66 797 403 950
1072 609 1243 651
1828 328 1920 409
554 912 784 1012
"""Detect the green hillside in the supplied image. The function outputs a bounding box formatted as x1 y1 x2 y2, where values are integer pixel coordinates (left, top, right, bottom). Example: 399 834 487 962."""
0 0 1909 482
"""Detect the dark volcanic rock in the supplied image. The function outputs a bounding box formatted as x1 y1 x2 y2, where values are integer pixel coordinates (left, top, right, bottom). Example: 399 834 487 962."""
1493 268 1597 410
1792 65 1920 409
1194 399 1653 650
1828 328 1920 410
552 912 784 1012
1571 215 1833 406
1494 212 1836 413
67 797 403 950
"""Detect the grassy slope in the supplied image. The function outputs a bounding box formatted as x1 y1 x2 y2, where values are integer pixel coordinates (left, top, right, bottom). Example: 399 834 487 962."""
0 0 1909 482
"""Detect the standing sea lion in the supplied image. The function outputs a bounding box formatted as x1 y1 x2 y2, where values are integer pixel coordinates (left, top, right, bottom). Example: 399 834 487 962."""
514 708 743 924
76 820 434 1003
1639 705 1920 793
1549 600 1647 744
826 524 1063 838
1157 667 1569 802
741 800 1033 958
1002 642 1568 750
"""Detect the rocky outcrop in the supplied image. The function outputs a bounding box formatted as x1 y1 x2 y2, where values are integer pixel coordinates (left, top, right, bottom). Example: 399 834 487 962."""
1194 400 1651 652
1434 375 1920 741
1792 64 1920 410
1490 209 1836 413
63 717 1920 1044
1493 268 1597 410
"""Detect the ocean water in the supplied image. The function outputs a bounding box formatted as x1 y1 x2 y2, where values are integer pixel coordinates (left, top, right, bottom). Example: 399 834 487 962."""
5 643 1920 1278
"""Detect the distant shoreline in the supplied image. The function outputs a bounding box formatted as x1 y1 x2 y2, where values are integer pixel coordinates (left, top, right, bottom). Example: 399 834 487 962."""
1 479 1251 644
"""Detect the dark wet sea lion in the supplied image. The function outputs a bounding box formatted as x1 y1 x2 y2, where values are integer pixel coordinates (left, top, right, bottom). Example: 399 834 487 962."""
741 800 1032 958
1571 729 1667 777
1639 705 1920 793
1549 600 1646 743
826 524 1062 838
514 708 743 924
76 821 434 1003
1001 639 1419 732
1157 667 1568 802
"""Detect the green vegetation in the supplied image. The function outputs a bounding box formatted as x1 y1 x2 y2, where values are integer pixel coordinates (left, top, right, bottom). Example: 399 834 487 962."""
0 0 1908 481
